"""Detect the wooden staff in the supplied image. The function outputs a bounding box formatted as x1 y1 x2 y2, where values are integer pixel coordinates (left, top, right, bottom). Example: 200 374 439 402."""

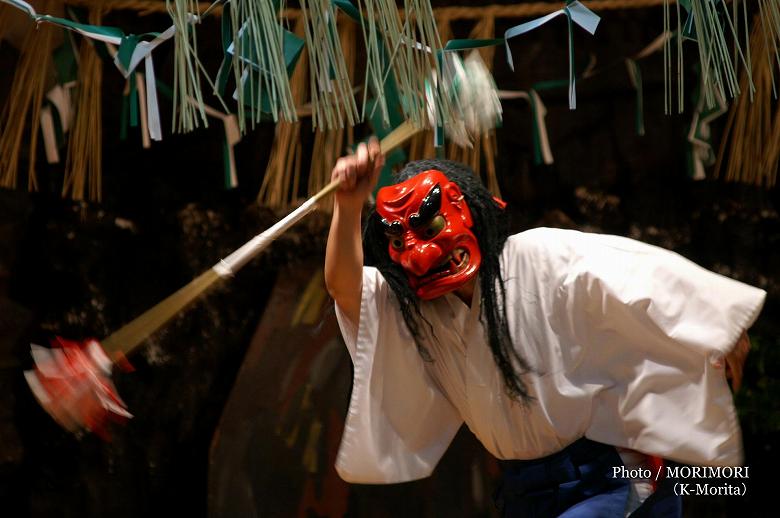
24 120 420 438
100 119 420 356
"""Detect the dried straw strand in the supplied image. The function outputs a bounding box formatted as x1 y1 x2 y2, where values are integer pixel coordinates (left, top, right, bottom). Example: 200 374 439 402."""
410 0 461 128
167 0 209 132
716 15 779 188
231 0 297 131
308 15 357 206
299 0 358 130
357 0 455 130
359 0 406 125
0 8 55 190
62 8 104 202
691 0 752 107
664 0 753 113
355 0 387 123
258 16 309 208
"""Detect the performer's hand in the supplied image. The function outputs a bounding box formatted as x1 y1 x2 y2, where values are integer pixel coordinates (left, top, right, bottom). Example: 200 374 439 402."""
723 331 750 392
331 137 384 211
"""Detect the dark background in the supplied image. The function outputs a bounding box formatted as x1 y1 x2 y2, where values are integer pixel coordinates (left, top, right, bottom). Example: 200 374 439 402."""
1 1 778 516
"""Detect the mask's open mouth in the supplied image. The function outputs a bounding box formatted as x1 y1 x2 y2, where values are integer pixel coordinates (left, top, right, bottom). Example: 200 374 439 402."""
419 248 470 284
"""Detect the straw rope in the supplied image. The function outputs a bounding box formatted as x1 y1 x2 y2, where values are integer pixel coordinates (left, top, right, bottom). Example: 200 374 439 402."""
60 0 682 19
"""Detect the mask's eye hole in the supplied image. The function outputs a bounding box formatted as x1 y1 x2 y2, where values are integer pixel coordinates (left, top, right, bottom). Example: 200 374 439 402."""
390 237 404 250
422 215 445 239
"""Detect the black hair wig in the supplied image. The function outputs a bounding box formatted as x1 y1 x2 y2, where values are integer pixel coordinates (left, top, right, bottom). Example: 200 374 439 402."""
363 159 534 403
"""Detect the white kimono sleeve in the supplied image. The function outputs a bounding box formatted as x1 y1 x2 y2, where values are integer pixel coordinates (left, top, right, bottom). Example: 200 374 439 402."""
333 267 463 483
549 231 766 465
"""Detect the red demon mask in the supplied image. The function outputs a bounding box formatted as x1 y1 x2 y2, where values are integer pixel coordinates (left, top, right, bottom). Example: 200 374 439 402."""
376 170 481 300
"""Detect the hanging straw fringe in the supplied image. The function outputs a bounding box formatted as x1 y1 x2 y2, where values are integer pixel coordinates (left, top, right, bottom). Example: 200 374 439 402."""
62 8 104 202
663 0 753 112
358 0 409 125
357 0 459 130
167 0 208 132
716 14 779 188
408 0 470 135
231 0 297 130
300 0 358 130
308 15 357 207
403 0 450 127
0 3 55 191
258 16 309 209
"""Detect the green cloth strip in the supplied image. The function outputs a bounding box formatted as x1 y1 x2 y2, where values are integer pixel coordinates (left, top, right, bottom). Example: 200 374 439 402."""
129 73 139 128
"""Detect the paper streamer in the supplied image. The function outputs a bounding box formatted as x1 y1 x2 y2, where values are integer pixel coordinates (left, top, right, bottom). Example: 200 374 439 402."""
2 0 180 142
115 26 177 140
4 0 36 16
40 106 59 163
504 0 600 109
134 74 152 149
688 81 727 180
223 114 240 188
46 84 74 133
40 84 75 164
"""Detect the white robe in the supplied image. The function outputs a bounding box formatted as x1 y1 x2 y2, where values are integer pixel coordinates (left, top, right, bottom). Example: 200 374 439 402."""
334 228 766 484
